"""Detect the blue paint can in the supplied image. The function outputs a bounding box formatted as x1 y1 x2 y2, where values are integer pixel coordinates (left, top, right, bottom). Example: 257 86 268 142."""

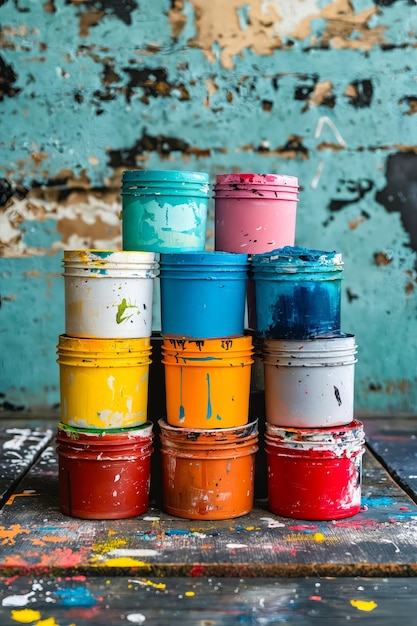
159 251 249 338
251 246 343 339
121 170 209 252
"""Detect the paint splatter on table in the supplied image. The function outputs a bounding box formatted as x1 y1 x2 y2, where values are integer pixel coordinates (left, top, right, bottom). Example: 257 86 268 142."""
0 415 417 624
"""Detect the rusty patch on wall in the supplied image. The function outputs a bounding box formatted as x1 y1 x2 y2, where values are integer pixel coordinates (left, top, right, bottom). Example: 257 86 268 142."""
169 0 386 68
0 170 122 258
66 0 139 36
122 67 190 104
107 129 211 169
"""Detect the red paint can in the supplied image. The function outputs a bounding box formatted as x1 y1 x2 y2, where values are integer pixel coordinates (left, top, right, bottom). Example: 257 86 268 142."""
265 420 365 520
56 422 153 520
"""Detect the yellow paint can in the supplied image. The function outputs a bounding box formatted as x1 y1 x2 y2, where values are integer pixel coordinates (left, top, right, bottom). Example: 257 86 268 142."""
57 335 151 429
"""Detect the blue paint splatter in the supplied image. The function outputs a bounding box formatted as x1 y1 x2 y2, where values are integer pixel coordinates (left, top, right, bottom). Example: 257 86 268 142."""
165 529 201 537
216 414 222 421
136 532 157 541
179 366 185 421
55 586 97 607
206 373 212 419
361 496 395 507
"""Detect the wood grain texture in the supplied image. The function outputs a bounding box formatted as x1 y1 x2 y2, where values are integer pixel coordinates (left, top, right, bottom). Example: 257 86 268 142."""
0 424 53 507
365 415 417 503
0 575 412 625
1 420 417 578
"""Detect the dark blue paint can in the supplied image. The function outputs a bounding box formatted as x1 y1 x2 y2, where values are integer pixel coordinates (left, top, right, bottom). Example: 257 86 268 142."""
251 246 343 339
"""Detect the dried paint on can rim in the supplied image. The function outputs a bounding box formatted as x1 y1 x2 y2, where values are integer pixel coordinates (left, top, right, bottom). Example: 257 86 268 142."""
265 420 365 520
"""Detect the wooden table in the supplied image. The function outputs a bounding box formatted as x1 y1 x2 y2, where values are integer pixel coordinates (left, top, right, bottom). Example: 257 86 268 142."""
1 413 417 625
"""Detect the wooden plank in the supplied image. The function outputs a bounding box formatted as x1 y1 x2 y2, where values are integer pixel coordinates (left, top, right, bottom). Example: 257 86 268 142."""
365 416 417 502
0 575 414 625
1 433 417 578
0 425 53 508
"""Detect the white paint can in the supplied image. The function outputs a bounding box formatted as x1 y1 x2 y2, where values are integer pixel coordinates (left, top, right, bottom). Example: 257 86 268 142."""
63 250 159 338
263 334 357 428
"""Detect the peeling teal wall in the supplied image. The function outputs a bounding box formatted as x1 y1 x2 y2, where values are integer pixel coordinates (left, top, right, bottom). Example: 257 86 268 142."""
1 0 417 414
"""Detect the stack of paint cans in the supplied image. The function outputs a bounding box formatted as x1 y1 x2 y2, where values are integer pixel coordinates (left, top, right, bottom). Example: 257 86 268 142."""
251 246 365 520
158 250 258 520
213 172 300 389
56 249 158 519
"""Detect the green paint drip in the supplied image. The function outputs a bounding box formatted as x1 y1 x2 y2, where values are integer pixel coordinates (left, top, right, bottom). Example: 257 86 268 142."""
116 298 139 324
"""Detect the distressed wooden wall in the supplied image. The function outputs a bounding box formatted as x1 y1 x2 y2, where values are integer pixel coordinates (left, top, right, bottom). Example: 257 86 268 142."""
1 0 417 413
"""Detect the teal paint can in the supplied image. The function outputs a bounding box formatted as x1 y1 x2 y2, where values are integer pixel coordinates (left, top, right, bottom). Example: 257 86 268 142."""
121 170 209 252
159 251 249 338
251 246 343 339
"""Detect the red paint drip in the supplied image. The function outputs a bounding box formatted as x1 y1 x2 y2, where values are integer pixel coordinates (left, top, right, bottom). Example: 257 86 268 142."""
189 565 206 577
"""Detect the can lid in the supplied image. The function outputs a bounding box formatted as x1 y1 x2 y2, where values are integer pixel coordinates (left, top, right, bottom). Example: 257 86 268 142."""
57 421 153 438
252 246 343 267
215 173 298 186
266 419 365 453
160 250 249 266
122 170 209 184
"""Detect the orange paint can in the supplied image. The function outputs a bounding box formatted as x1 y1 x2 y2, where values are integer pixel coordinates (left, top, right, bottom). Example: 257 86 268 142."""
162 336 253 429
159 419 258 520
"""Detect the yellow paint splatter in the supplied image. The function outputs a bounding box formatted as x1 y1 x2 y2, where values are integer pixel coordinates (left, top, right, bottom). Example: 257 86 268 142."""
11 608 41 623
144 580 166 590
350 599 378 612
285 533 337 543
185 591 195 597
92 537 127 554
100 557 149 568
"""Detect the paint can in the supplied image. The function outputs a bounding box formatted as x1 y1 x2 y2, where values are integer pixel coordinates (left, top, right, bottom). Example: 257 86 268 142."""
121 170 209 252
57 335 152 430
63 250 158 339
56 422 153 519
265 420 365 520
159 251 249 338
263 335 357 428
251 246 343 339
159 419 258 519
213 173 298 254
162 336 253 428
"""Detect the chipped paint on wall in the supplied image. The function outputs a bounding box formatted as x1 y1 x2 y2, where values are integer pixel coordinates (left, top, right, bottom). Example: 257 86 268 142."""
1 0 417 412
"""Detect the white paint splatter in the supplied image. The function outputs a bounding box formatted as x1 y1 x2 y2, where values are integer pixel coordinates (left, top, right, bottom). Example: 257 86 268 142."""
226 543 247 549
2 591 35 607
263 0 320 38
142 516 160 521
311 161 325 189
315 115 347 147
107 549 159 558
260 517 285 528
126 613 146 623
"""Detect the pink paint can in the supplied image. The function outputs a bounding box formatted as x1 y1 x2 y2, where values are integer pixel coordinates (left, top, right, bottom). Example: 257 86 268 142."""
214 173 298 254
265 420 365 520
